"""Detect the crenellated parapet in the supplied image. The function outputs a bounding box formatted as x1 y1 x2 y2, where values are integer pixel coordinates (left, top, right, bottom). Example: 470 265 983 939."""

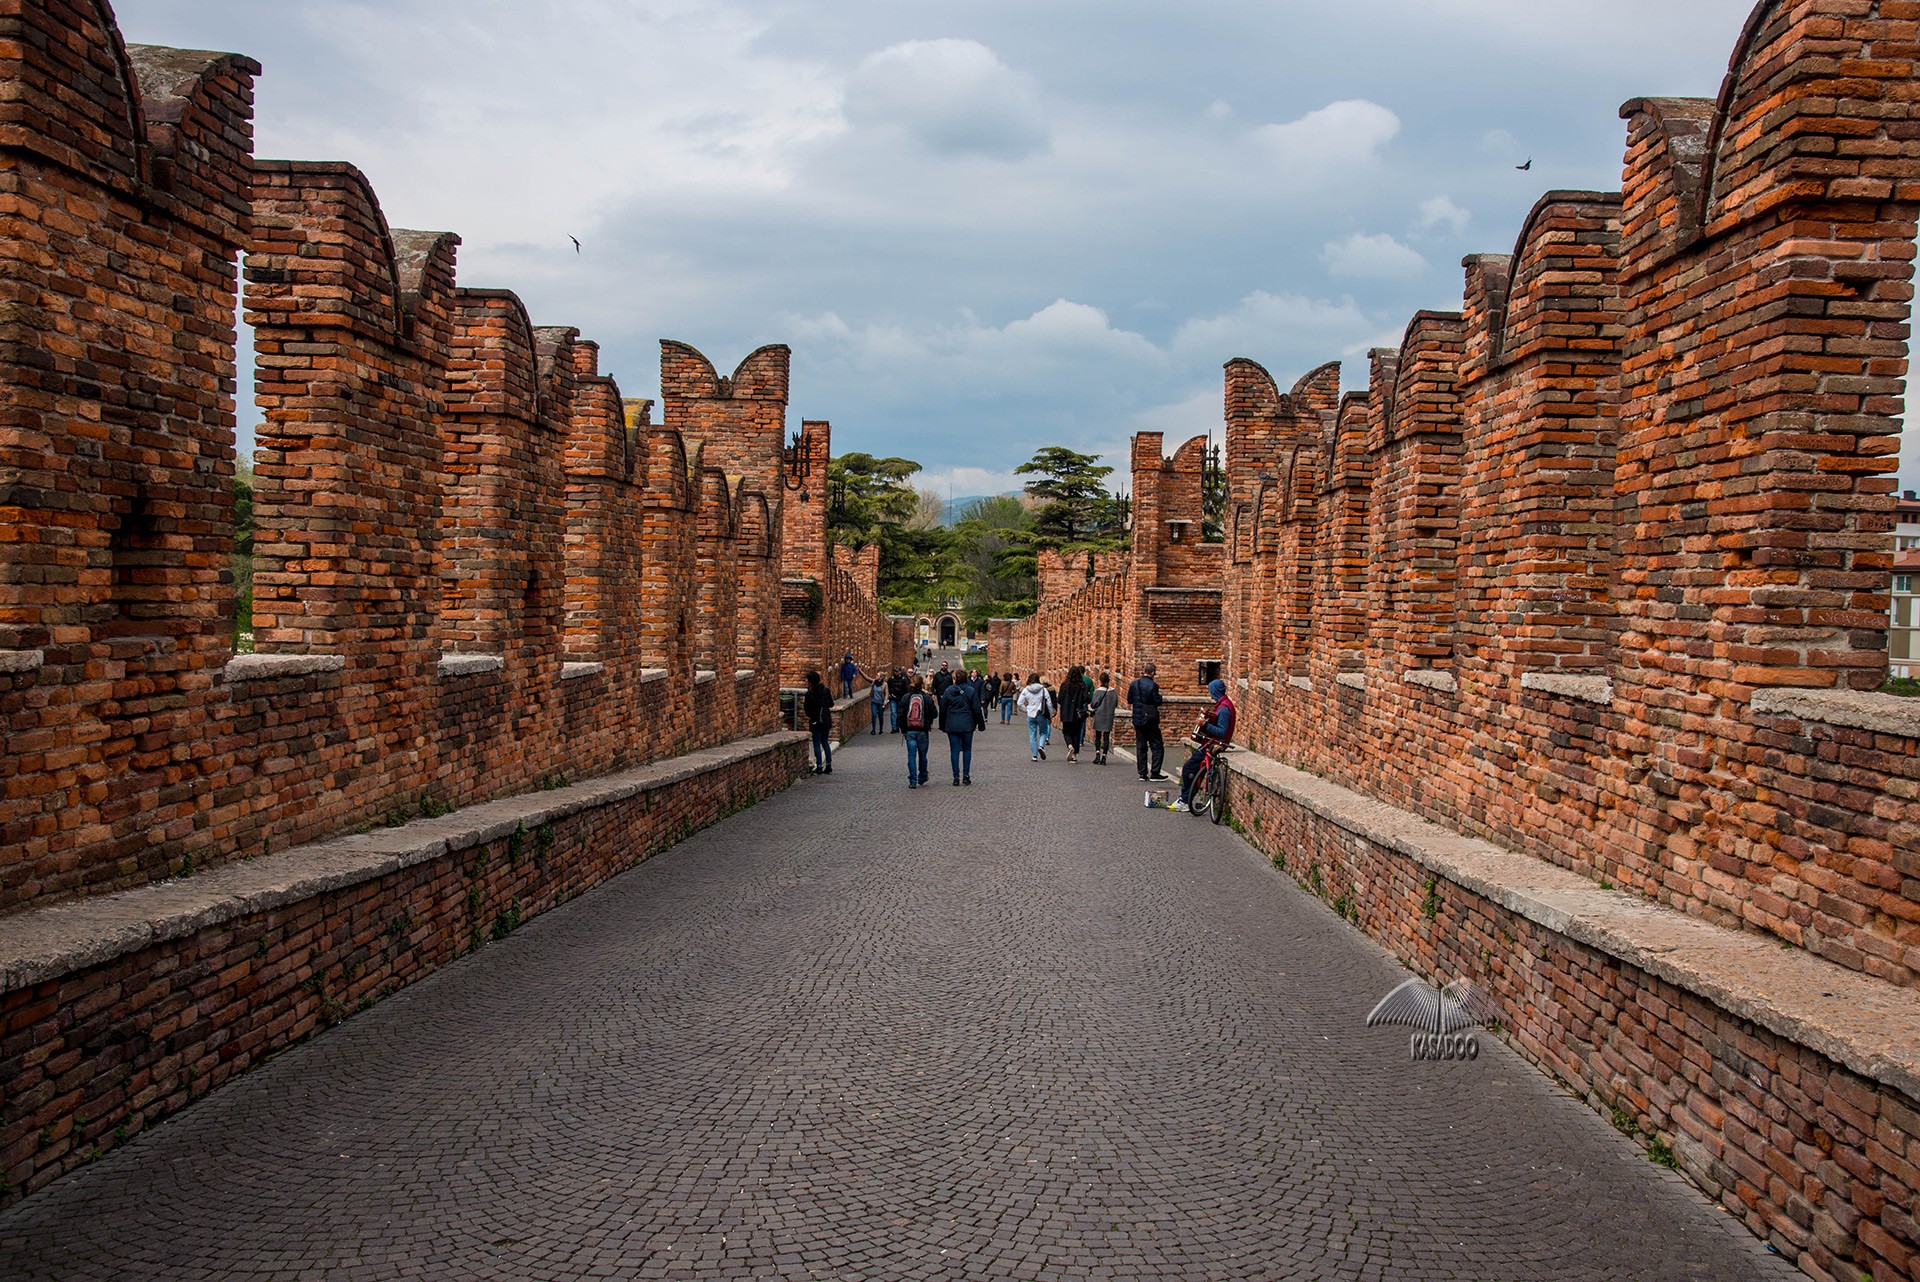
0 19 801 921
1215 0 1918 1014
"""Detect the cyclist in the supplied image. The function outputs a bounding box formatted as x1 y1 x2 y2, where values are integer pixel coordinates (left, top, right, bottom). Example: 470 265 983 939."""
1171 678 1235 812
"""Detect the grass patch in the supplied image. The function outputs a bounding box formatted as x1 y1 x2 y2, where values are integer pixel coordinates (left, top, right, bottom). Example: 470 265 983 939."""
1878 675 1920 698
962 651 988 672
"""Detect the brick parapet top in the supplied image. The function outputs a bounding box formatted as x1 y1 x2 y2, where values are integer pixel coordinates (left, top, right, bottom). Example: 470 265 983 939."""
0 732 799 994
1226 747 1920 1102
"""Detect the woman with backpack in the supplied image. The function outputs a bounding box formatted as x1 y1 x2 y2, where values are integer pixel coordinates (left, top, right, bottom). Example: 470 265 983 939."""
900 675 937 788
1057 664 1091 764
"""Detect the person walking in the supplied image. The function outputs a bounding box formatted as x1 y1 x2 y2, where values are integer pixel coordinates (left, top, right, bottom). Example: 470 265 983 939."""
1057 663 1091 763
887 666 910 734
838 652 858 699
1089 670 1117 765
900 675 936 788
1127 662 1166 781
940 671 981 785
1017 673 1052 761
998 674 1016 724
931 661 954 699
867 667 888 734
803 669 834 775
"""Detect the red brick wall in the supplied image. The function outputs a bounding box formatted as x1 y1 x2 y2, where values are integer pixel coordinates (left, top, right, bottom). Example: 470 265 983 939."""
1225 769 1920 1282
775 419 903 688
1 735 807 1205
0 10 793 916
1218 0 1920 990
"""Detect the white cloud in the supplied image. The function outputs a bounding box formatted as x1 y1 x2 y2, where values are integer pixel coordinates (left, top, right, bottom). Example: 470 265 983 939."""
919 466 1028 499
1252 100 1400 176
1479 127 1521 158
1131 388 1221 442
1415 195 1470 234
1321 232 1428 279
1172 291 1376 364
844 38 1048 160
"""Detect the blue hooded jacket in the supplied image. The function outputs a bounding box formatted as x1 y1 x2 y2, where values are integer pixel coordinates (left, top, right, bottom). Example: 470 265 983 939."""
1200 678 1236 744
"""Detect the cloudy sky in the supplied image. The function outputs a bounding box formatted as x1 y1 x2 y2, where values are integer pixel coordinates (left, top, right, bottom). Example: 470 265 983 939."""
116 0 1918 497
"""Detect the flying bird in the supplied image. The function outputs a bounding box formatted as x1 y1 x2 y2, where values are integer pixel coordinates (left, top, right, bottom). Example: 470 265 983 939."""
1367 977 1502 1034
1516 158 1532 171
569 235 580 253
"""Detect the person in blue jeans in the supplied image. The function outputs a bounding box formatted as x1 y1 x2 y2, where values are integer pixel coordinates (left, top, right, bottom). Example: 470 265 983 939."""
838 652 858 699
900 676 935 788
866 665 888 734
1016 674 1052 761
940 673 981 785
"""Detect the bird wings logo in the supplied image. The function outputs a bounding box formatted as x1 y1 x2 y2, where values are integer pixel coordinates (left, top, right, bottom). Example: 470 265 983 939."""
1366 977 1502 1061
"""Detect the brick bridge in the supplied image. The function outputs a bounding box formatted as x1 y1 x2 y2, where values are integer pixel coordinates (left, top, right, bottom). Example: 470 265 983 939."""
3 1 1920 1280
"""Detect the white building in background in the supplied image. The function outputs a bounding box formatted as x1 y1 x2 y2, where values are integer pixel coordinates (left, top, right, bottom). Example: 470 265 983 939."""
1893 492 1920 679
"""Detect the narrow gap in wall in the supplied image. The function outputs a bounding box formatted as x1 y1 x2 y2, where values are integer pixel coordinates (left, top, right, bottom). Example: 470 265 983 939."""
233 290 257 653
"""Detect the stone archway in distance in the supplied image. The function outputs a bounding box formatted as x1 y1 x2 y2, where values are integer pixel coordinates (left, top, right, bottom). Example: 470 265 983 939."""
939 614 959 647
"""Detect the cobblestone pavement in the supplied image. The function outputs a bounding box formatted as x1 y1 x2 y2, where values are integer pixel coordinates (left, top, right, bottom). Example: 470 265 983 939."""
0 708 1792 1280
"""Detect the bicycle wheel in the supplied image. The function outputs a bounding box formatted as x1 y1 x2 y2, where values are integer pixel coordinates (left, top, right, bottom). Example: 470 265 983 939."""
1207 757 1229 825
1190 755 1216 817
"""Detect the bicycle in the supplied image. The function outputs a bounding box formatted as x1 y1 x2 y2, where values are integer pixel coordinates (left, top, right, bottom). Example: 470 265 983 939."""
1185 737 1232 825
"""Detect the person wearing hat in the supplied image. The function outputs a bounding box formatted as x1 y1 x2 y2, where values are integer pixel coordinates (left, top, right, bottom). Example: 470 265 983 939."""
1171 677 1235 812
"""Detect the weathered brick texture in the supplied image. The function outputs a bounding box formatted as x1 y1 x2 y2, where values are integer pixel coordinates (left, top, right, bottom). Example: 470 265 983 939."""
0 4 814 919
0 0 863 1214
1219 0 1920 992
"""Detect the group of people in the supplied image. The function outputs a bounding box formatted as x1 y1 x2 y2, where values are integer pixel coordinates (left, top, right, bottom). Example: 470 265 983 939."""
996 662 1237 811
807 650 1237 809
809 654 995 787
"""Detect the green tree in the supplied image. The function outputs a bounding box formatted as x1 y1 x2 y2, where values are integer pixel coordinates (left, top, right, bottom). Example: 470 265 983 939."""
1202 441 1226 542
952 495 1038 625
1014 446 1125 549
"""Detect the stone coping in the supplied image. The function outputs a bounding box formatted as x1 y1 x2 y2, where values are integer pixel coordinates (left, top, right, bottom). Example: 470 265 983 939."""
1287 675 1313 691
1520 671 1614 704
223 653 346 683
0 731 798 995
694 670 717 685
639 668 669 684
0 648 44 674
559 661 605 681
1753 687 1920 739
1226 748 1920 1103
1335 672 1367 691
437 653 503 677
735 669 755 682
1404 669 1458 694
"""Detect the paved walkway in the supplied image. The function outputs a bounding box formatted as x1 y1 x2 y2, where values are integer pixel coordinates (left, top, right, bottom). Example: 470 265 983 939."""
0 697 1791 1280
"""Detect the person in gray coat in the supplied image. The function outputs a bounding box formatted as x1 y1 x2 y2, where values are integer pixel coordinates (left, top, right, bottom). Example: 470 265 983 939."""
1089 670 1118 765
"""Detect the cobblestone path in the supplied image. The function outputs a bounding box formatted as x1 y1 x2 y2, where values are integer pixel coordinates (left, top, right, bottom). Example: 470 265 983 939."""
1 708 1791 1280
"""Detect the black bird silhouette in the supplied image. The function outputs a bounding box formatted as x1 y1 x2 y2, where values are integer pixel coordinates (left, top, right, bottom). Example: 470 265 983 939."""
569 235 580 253
1516 158 1532 171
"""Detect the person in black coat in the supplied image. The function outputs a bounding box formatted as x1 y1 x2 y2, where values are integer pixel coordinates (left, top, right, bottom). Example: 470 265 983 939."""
940 675 982 785
803 670 834 775
1127 663 1165 781
1057 664 1091 763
